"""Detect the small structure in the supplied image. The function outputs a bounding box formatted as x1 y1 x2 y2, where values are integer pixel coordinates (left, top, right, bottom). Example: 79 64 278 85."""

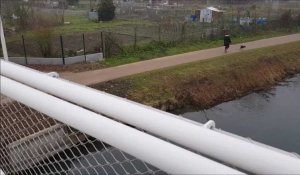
240 17 253 26
198 7 225 23
89 11 98 21
148 0 179 7
44 0 59 8
239 17 266 25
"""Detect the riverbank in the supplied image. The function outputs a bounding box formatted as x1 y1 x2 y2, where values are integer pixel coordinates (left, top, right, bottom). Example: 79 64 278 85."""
182 74 300 154
91 41 300 111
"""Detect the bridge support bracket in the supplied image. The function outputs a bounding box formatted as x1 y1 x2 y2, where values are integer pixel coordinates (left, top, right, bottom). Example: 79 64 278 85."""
203 120 216 130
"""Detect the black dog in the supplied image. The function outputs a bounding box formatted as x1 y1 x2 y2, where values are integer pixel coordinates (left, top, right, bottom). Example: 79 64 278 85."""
240 45 246 49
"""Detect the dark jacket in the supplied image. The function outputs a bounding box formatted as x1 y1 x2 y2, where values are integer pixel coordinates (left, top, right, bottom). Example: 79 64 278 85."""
224 35 231 46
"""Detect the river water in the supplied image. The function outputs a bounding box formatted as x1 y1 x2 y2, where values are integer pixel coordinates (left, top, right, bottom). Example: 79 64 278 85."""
182 74 300 154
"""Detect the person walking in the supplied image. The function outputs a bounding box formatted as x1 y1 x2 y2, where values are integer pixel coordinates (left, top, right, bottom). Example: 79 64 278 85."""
224 34 231 53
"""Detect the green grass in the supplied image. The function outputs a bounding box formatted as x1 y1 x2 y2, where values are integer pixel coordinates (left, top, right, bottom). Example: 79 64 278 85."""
103 28 300 67
6 15 155 43
92 41 300 110
53 16 155 34
124 41 300 89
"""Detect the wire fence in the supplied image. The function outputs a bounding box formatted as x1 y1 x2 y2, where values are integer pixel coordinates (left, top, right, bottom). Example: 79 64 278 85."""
0 96 166 175
4 7 300 60
6 32 104 59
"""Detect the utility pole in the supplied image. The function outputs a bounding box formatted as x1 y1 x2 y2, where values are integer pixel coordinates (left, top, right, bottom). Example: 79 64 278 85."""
231 0 233 27
61 0 66 24
90 0 92 11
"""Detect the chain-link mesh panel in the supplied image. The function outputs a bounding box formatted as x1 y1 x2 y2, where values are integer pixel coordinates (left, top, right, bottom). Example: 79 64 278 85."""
0 95 166 175
6 37 24 57
21 33 61 58
62 33 85 58
84 32 103 55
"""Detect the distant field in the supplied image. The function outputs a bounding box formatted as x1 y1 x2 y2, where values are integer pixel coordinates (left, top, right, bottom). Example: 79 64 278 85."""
5 15 155 42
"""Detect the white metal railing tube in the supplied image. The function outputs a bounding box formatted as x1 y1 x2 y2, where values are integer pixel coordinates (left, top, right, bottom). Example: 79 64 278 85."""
0 17 8 61
0 76 244 174
1 60 300 174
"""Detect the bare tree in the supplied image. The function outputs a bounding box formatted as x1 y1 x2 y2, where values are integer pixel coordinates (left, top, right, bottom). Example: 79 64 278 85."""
60 0 67 24
280 10 292 29
296 13 300 25
3 0 34 30
33 28 54 57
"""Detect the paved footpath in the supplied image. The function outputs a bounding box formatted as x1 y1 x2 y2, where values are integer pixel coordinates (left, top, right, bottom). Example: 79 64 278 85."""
62 33 300 85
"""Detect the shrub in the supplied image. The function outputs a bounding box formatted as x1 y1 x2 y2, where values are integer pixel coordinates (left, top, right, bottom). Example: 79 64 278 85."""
279 10 293 28
12 1 34 30
296 13 300 25
33 28 54 58
104 32 122 57
97 0 116 21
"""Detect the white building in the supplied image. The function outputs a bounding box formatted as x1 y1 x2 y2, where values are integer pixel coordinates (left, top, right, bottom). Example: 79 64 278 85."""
199 7 224 23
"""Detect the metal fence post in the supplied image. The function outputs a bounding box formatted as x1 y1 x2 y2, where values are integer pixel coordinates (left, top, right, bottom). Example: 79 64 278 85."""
60 35 65 65
82 33 86 62
181 22 186 42
101 31 105 58
158 25 161 42
134 27 137 49
22 35 27 65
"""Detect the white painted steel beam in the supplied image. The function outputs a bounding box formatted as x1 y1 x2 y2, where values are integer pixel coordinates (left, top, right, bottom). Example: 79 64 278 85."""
1 60 300 174
0 17 8 61
0 76 243 174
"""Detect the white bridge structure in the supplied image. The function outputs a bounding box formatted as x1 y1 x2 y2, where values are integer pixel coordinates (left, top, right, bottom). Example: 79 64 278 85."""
1 17 300 175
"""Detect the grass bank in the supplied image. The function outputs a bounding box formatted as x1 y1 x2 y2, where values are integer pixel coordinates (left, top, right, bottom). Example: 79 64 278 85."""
104 28 300 67
92 41 300 111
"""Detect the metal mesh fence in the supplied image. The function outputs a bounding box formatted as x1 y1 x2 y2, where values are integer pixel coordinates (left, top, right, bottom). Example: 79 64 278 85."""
6 37 24 57
84 32 103 55
62 33 85 58
0 95 166 175
6 18 299 62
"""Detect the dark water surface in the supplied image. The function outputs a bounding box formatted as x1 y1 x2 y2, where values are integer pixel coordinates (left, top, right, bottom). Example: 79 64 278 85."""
182 74 300 154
